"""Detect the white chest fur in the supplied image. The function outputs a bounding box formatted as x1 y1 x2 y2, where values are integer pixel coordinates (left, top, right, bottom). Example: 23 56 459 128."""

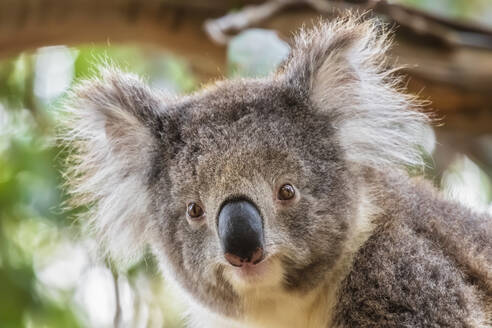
186 283 333 328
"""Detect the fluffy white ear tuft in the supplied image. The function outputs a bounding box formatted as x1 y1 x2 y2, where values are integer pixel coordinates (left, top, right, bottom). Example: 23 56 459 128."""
284 15 431 168
60 67 165 263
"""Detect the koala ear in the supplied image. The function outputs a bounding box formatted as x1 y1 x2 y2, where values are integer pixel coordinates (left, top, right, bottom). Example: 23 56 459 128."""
61 68 171 263
282 15 430 168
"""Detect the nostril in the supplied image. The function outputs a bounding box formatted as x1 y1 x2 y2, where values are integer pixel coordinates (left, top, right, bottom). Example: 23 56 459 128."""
224 248 264 267
250 248 264 264
225 253 244 267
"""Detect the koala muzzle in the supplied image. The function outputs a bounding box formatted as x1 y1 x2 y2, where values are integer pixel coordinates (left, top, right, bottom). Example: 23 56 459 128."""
218 200 265 267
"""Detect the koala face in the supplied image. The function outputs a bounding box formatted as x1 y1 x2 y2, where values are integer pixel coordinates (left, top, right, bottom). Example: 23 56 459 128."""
62 16 428 318
150 79 357 314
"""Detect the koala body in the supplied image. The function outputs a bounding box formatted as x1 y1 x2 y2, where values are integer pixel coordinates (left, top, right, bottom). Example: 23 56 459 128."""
63 15 491 327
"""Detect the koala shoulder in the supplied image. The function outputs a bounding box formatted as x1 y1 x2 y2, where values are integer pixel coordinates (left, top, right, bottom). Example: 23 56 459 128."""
333 169 492 328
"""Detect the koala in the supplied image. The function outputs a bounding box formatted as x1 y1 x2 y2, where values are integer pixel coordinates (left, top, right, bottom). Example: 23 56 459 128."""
62 15 491 328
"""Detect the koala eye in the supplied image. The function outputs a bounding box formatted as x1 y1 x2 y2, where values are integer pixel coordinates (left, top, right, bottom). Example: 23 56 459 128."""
187 203 204 219
278 184 295 201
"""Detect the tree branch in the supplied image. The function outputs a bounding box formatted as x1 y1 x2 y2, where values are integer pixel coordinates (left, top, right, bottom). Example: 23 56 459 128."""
0 0 491 133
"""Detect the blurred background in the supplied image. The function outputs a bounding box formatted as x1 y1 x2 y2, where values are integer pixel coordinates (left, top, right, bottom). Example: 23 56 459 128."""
0 0 491 327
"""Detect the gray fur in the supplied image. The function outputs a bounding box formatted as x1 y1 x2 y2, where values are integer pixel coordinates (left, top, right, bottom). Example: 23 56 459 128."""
61 14 491 327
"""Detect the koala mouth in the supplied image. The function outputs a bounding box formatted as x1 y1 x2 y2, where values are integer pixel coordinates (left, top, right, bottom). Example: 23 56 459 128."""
223 253 286 291
231 256 271 279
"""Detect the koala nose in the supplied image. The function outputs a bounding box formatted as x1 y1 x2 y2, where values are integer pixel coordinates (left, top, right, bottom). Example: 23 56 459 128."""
218 200 265 267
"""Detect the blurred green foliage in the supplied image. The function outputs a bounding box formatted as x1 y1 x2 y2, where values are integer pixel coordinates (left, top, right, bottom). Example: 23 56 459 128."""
397 0 492 28
0 45 194 328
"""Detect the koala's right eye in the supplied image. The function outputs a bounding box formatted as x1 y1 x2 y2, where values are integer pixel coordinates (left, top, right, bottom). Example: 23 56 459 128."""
278 184 296 201
187 203 204 219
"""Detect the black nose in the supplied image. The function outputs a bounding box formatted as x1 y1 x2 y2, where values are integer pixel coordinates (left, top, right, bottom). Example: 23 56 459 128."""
218 199 265 267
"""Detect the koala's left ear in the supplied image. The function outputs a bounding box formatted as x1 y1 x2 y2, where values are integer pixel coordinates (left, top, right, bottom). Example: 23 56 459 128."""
61 68 175 263
282 15 430 168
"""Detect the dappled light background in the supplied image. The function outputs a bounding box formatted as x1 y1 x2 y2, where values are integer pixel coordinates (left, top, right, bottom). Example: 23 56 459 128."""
0 0 491 327
0 46 193 328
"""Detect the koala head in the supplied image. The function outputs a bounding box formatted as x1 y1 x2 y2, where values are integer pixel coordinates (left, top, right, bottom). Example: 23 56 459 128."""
62 16 428 317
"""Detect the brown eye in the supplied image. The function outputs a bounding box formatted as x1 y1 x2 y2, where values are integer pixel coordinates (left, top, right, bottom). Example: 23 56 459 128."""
187 203 204 219
278 184 295 201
